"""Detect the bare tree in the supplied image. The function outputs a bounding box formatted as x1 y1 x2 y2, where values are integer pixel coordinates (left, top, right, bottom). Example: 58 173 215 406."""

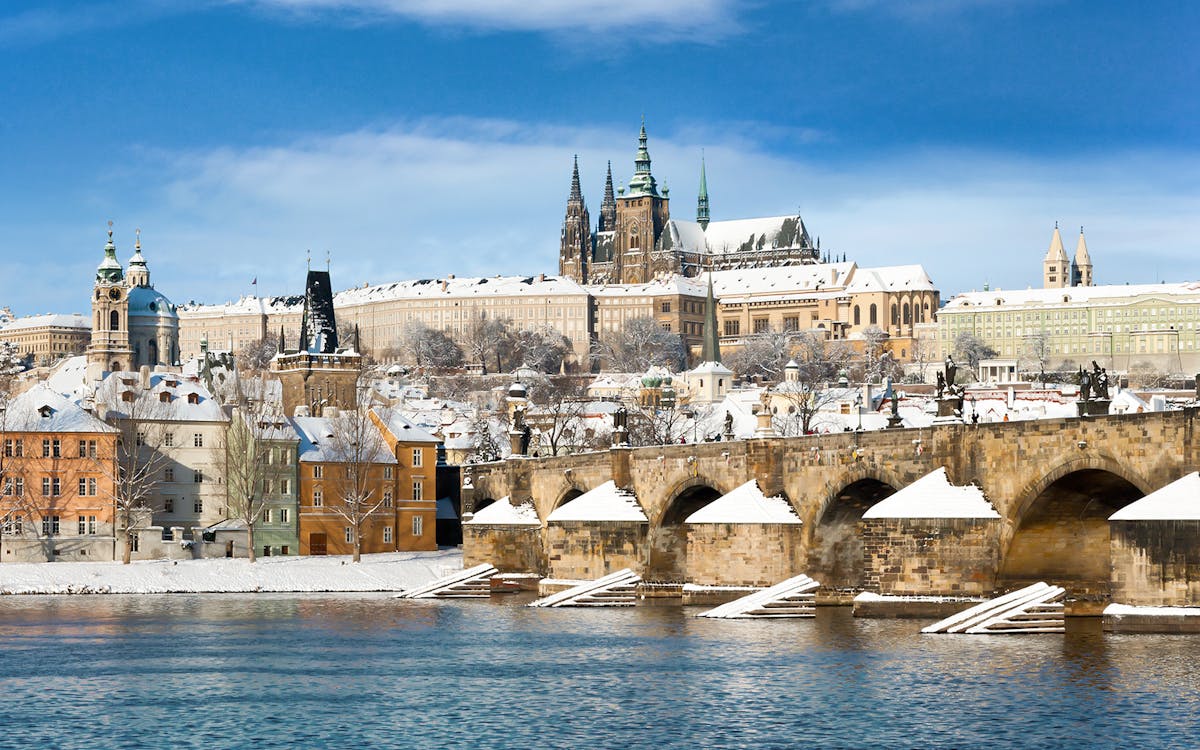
463 315 511 374
907 333 935 384
93 377 175 564
594 317 686 372
506 327 572 374
401 321 464 371
465 403 505 463
216 375 283 563
321 403 394 563
1021 331 1052 385
726 328 796 382
0 393 36 562
771 331 854 436
953 332 998 375
1130 361 1170 389
525 377 598 455
237 338 278 373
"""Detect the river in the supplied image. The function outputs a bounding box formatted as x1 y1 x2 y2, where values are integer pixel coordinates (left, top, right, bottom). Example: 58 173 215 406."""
0 594 1196 749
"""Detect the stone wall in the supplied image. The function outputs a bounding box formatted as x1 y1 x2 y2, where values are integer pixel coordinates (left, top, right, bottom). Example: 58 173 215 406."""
463 525 544 575
1111 520 1200 606
546 521 646 580
686 523 804 587
861 518 1001 596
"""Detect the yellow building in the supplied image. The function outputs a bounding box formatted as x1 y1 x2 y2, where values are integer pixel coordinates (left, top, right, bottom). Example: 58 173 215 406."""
0 314 90 367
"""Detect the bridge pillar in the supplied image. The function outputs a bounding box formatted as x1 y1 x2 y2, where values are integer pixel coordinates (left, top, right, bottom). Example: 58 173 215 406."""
610 446 632 490
505 456 533 504
747 438 786 498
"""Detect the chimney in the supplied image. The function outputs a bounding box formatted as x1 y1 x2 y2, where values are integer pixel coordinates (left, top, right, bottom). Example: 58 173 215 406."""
139 366 151 390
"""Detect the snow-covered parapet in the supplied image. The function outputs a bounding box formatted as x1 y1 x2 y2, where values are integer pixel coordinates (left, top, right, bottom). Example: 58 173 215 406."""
1109 472 1200 521
862 467 999 519
685 480 801 524
546 481 647 522
464 496 541 526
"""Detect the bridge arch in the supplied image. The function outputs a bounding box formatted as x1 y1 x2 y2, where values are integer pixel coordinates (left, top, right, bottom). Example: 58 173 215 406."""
806 465 903 593
999 453 1150 600
644 475 734 584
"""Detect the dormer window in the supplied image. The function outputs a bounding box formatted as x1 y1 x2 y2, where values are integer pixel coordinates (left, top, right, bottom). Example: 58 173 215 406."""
159 392 171 403
38 405 53 418
121 391 134 403
186 393 200 405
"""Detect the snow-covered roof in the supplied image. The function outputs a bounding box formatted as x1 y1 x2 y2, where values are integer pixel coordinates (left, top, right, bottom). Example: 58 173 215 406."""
45 355 89 398
178 294 302 317
684 480 801 524
943 281 1200 311
862 467 999 519
334 274 590 308
373 408 441 444
709 262 855 299
464 496 540 526
292 414 398 465
586 276 705 298
547 480 647 522
1109 473 1200 521
668 215 811 256
2 383 117 433
0 313 90 332
844 264 936 294
95 372 227 423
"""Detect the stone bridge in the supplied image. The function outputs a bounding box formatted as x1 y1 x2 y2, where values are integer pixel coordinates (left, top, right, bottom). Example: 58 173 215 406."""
462 409 1200 609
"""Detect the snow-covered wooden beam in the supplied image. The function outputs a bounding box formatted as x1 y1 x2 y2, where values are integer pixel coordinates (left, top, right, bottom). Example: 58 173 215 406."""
697 573 820 619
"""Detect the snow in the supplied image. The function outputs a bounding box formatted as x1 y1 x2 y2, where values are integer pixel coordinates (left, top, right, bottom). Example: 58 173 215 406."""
95 371 227 423
546 480 648 522
0 312 90 332
944 280 1200 310
853 591 983 603
862 467 1000 519
685 480 801 524
333 274 590 308
1104 604 1200 617
464 496 540 526
1109 472 1200 520
3 383 118 433
0 549 463 595
292 414 398 465
373 408 441 444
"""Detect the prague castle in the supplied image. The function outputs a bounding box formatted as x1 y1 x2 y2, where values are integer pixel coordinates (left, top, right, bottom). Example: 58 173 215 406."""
559 122 821 285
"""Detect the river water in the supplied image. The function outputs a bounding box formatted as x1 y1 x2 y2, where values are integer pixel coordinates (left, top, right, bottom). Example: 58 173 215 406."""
0 594 1196 749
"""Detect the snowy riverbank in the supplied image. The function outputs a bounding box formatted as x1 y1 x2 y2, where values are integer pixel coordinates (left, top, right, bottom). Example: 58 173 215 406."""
0 549 464 595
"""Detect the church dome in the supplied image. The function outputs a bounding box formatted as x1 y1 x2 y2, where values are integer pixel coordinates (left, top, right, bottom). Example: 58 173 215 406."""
127 286 178 320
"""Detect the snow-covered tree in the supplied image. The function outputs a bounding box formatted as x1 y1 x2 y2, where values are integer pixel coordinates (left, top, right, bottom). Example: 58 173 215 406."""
463 315 511 374
215 375 284 563
725 328 795 382
594 317 686 372
401 321 464 371
953 332 998 374
236 338 278 373
771 331 853 436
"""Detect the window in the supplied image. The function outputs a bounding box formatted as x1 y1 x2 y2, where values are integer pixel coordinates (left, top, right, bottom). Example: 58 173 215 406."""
383 490 393 508
193 470 203 483
78 516 86 535
280 545 289 555
313 489 323 507
52 439 61 458
870 304 878 325
2 518 22 535
194 499 203 514
281 479 290 495
78 478 97 496
78 440 87 458
313 465 323 479
783 317 799 331
412 480 423 501
412 516 424 537
412 449 423 468
723 320 740 336
383 466 394 480
262 546 271 558
42 515 59 536
4 478 23 497
853 306 861 326
263 508 272 524
164 497 174 513
42 439 51 457
383 526 393 544
164 432 174 447
263 478 273 495
164 467 174 482
753 318 769 334
279 508 290 524
345 527 353 544
130 534 138 553
193 433 203 448
660 301 671 313
136 432 145 446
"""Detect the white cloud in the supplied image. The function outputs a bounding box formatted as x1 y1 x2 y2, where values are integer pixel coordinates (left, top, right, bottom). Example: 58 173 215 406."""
230 0 745 36
16 117 1200 314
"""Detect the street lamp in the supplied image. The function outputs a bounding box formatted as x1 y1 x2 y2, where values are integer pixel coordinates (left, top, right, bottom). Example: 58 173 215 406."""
855 393 863 432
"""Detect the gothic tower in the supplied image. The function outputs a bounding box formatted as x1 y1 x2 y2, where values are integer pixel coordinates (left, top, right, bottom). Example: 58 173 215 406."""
697 154 711 230
598 161 617 233
1072 226 1093 287
615 119 670 284
558 156 592 283
86 223 134 381
1042 223 1070 289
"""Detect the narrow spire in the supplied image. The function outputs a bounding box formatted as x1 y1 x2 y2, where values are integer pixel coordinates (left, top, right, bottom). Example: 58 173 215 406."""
569 155 583 203
598 160 617 233
279 325 286 355
701 272 721 364
628 119 658 197
697 151 710 230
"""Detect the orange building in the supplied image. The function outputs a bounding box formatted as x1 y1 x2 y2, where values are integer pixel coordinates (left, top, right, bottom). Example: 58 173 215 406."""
0 384 119 562
372 409 439 552
292 411 400 557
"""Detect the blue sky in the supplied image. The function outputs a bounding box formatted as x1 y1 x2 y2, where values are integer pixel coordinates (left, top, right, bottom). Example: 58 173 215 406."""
1 0 1197 314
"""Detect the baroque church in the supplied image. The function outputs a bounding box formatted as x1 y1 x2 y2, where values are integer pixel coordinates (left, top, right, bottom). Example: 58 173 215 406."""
86 224 180 381
559 121 822 285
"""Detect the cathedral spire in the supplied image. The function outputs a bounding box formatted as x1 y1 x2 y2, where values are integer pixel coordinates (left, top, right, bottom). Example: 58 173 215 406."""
598 160 617 232
569 155 583 203
1073 226 1093 287
697 152 710 230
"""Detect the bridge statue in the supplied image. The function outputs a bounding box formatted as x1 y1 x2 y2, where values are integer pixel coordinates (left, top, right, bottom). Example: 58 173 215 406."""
1078 365 1092 402
1093 361 1110 401
936 371 946 400
944 355 957 389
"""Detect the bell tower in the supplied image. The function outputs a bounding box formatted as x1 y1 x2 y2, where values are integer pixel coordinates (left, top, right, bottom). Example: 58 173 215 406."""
86 222 134 381
615 119 670 283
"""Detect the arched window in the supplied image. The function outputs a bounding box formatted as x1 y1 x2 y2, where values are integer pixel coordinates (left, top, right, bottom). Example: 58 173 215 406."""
903 303 911 325
148 339 158 365
109 311 119 331
853 305 861 326
891 304 899 325
869 304 877 325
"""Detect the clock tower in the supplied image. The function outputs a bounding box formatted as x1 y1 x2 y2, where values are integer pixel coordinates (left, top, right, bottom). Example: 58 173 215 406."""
86 223 135 381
